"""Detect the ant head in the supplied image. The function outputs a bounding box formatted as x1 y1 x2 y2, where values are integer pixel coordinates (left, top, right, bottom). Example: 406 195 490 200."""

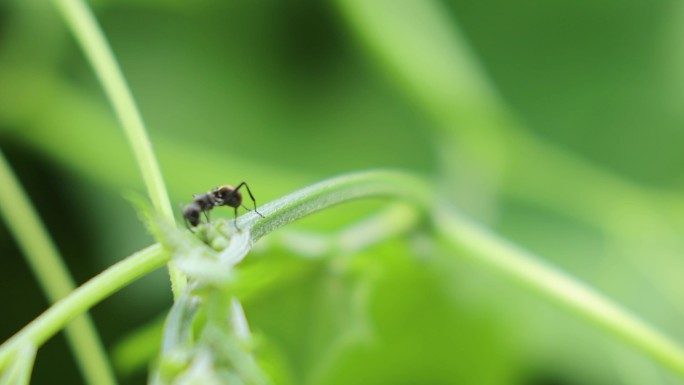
213 185 242 208
183 203 202 226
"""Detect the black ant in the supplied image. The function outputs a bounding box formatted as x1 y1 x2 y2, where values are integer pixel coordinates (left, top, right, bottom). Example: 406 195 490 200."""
181 182 264 231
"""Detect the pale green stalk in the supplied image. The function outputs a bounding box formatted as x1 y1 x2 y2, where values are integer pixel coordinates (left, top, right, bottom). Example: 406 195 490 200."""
49 0 186 298
0 150 117 385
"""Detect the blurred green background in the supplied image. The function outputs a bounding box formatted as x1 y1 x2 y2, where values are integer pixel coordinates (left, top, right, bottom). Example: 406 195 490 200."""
2 0 684 384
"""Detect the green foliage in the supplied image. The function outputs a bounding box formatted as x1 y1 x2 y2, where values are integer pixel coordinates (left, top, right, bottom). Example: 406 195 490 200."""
2 0 684 385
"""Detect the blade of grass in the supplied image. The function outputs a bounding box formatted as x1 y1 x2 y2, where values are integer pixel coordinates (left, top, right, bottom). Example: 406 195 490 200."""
0 149 117 385
49 0 186 298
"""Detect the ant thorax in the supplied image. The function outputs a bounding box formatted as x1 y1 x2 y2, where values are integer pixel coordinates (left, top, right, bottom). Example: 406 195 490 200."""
213 185 242 208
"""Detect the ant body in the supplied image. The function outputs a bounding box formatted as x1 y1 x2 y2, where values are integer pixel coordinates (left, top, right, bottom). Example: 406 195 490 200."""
181 182 264 231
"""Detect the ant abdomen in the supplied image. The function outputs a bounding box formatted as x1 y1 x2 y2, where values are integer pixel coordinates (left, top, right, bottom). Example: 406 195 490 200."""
182 203 202 227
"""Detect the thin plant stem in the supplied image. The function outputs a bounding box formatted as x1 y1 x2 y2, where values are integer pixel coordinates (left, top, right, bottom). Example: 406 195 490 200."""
49 0 186 298
0 149 117 385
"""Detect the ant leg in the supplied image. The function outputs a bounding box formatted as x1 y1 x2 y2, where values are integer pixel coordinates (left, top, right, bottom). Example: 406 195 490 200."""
241 204 266 219
184 218 196 233
183 214 196 234
203 210 211 223
233 206 240 231
235 182 265 218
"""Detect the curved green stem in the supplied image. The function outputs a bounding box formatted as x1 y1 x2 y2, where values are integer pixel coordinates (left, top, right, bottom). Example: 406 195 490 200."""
50 0 185 298
0 149 118 385
246 170 432 242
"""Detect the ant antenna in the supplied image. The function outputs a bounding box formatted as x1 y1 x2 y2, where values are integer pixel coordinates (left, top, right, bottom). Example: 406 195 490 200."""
241 204 265 218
